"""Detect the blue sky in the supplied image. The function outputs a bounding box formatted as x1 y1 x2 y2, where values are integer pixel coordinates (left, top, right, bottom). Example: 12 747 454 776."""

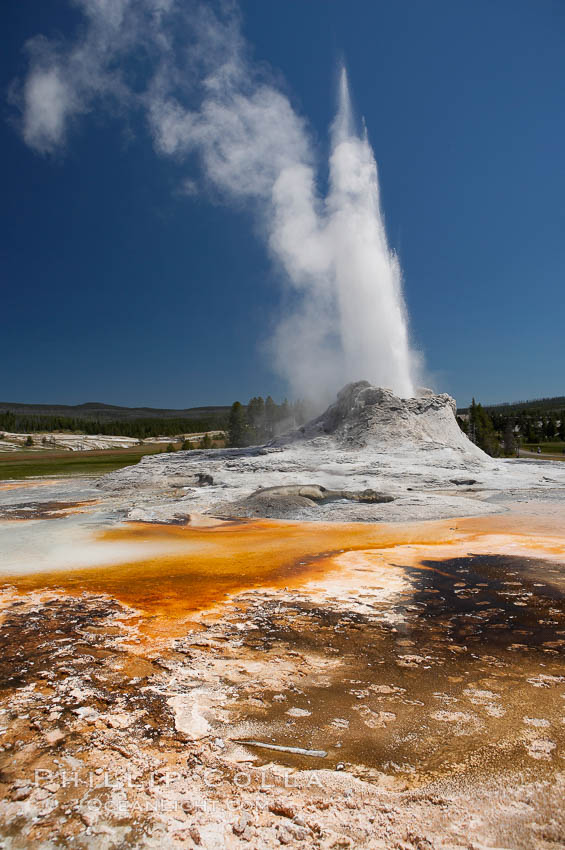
2 0 564 408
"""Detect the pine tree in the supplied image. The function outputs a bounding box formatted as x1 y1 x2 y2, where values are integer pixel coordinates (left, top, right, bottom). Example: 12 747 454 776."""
544 416 556 439
503 420 516 455
264 396 276 439
247 396 266 442
468 399 478 443
227 402 248 447
469 399 500 456
456 415 468 434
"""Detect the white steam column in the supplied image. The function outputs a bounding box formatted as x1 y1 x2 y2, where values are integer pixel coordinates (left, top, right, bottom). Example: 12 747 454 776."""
327 67 416 398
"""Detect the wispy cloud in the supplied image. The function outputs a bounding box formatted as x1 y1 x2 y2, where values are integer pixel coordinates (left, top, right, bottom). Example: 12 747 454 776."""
11 0 421 403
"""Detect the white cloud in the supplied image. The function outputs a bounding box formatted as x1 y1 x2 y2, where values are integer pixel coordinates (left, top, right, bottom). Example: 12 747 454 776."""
11 1 421 403
22 65 74 154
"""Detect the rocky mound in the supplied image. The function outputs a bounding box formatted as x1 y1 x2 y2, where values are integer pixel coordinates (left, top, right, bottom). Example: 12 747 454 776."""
228 483 394 519
99 379 565 524
279 381 486 458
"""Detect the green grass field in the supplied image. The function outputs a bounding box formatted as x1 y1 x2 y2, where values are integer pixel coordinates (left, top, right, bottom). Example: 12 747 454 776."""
522 442 565 455
0 445 165 481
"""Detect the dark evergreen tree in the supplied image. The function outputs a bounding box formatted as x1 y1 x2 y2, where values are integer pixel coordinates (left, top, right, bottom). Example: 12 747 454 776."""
264 396 276 439
469 399 500 456
227 402 248 447
456 415 468 434
468 399 478 443
246 396 266 442
503 420 516 455
544 416 556 439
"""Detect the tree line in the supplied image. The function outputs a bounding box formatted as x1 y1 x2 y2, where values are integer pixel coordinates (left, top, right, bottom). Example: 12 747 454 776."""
8 393 561 457
0 394 307 446
482 396 565 415
458 399 565 456
0 410 225 439
227 396 308 447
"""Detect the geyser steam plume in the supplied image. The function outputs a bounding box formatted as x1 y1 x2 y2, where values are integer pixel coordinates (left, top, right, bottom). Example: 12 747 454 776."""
275 66 417 401
10 1 421 403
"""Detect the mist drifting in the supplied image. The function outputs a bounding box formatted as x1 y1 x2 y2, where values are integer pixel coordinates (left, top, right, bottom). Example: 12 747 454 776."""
11 1 421 403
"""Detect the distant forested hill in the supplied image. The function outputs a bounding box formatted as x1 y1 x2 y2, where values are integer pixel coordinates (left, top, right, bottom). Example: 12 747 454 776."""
458 396 565 416
0 401 230 421
0 401 231 439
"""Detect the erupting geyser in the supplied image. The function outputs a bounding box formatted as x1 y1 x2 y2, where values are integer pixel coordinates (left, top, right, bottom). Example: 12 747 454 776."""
327 68 417 398
271 66 420 403
12 2 421 404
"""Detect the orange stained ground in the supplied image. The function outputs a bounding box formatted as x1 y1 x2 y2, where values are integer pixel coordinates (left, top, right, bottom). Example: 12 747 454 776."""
3 510 565 637
0 479 67 491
